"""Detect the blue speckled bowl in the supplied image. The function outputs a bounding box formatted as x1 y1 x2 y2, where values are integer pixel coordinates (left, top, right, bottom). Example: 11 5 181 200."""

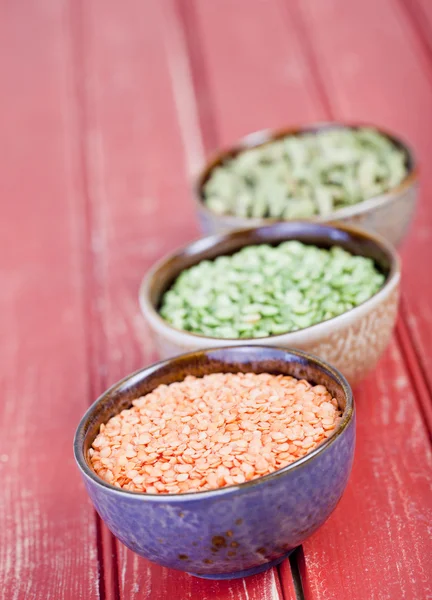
74 346 355 580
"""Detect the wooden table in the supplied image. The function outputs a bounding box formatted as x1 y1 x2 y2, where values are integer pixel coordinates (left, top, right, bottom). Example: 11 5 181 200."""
1 1 432 598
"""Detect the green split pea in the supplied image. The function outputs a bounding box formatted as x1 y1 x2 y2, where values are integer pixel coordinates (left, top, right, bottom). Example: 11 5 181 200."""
203 127 408 219
159 241 385 338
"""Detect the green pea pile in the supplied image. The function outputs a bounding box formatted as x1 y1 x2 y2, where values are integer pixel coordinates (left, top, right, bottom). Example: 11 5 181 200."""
203 127 408 219
159 241 385 338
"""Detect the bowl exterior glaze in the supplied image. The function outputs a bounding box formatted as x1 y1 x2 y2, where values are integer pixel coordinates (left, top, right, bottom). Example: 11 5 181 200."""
139 222 400 385
74 346 355 579
195 123 418 247
81 420 354 577
143 279 399 385
196 182 417 248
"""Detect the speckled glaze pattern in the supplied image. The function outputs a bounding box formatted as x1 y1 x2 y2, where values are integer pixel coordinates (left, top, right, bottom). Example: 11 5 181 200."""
74 346 355 579
82 425 354 577
304 285 399 384
139 222 400 385
195 123 418 247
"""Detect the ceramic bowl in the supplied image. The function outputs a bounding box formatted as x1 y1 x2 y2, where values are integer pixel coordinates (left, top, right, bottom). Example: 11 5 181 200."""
139 222 400 385
195 122 418 247
74 345 355 580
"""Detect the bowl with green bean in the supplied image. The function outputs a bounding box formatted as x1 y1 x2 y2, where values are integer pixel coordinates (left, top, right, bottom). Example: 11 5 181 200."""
195 123 418 246
139 222 400 384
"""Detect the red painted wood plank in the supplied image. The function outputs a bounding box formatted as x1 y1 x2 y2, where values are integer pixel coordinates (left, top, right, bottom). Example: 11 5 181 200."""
401 0 432 57
300 340 432 600
290 0 432 396
117 546 284 600
188 0 326 148
0 1 100 598
278 558 300 600
396 315 432 436
77 0 286 598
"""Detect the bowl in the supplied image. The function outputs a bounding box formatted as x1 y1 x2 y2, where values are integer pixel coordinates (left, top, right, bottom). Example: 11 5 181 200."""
195 122 418 247
74 345 355 579
139 222 400 385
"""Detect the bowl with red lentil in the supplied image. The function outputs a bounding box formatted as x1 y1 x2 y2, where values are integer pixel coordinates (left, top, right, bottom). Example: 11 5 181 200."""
139 221 400 384
195 122 418 247
74 346 355 580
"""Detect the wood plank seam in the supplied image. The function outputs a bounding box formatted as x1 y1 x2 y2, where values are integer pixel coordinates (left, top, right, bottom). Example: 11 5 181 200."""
68 0 121 597
279 0 335 119
278 550 305 600
160 0 206 178
396 304 432 437
397 0 432 72
95 515 108 600
173 0 220 155
289 549 305 600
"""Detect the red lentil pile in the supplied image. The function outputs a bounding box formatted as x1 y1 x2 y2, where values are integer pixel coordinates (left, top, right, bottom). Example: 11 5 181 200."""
90 373 342 494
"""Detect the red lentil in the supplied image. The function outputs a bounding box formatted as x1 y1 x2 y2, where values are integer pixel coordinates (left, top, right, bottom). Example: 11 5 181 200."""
89 373 341 494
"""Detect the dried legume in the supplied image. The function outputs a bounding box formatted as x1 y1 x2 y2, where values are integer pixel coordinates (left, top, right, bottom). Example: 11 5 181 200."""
159 241 385 338
203 127 408 218
90 372 342 494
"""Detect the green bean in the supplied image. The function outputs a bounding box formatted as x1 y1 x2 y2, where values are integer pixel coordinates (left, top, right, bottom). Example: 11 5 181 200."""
159 241 385 338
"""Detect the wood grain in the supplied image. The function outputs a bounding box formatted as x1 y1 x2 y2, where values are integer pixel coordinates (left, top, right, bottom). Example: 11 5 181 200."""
0 1 100 598
300 340 432 600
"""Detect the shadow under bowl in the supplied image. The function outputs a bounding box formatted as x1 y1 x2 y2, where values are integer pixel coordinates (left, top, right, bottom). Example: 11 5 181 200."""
74 345 355 580
195 122 418 247
139 221 400 385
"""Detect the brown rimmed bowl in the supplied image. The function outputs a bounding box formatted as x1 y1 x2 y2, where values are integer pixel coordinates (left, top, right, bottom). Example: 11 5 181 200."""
195 122 418 247
74 345 355 579
139 222 400 384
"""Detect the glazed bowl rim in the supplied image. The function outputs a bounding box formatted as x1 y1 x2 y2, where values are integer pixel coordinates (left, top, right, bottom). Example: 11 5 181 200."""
194 121 418 225
139 221 400 343
74 345 354 502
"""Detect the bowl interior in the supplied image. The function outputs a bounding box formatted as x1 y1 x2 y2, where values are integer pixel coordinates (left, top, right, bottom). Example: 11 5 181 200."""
146 222 396 315
197 122 415 204
76 346 353 495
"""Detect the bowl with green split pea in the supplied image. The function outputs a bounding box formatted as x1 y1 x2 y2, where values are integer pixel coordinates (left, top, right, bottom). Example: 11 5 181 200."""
139 221 400 385
195 122 418 247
